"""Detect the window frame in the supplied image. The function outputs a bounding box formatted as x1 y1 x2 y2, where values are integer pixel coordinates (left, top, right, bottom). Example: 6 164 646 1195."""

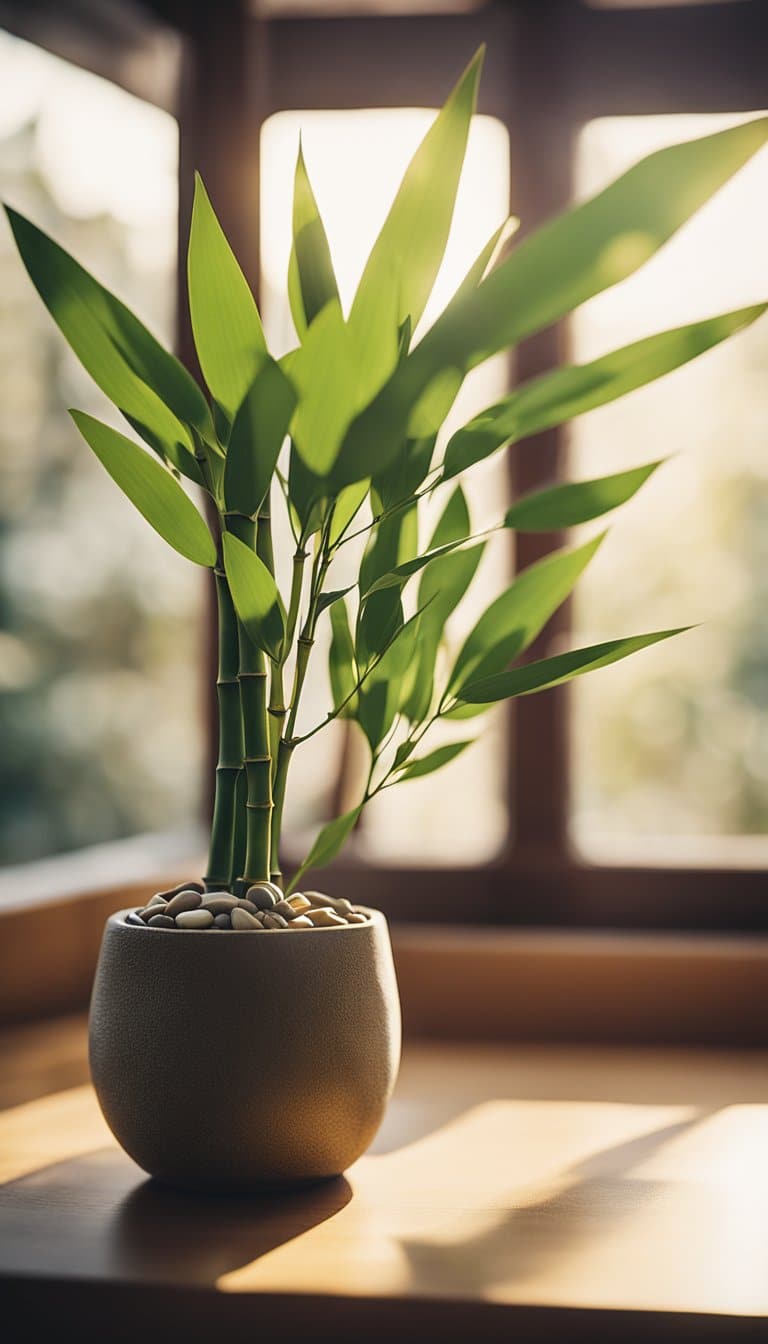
2 0 767 934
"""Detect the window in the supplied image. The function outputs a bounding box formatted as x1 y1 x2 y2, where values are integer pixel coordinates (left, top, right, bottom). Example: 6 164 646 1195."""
1 0 766 932
260 108 511 864
571 114 768 864
0 30 204 867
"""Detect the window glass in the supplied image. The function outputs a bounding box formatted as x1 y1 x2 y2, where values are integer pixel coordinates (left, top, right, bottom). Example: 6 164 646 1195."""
260 109 511 863
571 113 768 861
0 31 204 865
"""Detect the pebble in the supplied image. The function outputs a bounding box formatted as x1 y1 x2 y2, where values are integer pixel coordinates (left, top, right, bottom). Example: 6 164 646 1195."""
148 913 176 929
125 911 146 927
305 908 347 928
175 908 214 929
213 913 232 929
137 905 161 923
286 915 313 929
303 891 353 915
165 890 203 918
244 882 281 910
300 892 335 909
287 893 312 915
156 880 205 900
273 899 299 920
262 912 288 929
147 893 170 908
231 907 263 930
345 911 368 924
201 895 238 916
236 898 261 916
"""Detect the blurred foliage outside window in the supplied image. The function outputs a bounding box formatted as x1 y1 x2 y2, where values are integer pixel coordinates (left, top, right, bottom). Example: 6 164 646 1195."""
0 31 204 866
571 114 768 859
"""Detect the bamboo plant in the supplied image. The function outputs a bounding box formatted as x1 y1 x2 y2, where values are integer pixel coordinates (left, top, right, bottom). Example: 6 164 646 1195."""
5 49 767 897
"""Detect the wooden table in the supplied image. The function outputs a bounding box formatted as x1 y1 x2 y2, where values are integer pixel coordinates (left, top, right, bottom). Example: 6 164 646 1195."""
1 1018 767 1341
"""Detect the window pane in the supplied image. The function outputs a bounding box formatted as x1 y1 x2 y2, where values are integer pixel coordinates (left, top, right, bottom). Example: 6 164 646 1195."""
571 114 768 861
260 110 510 864
0 31 204 866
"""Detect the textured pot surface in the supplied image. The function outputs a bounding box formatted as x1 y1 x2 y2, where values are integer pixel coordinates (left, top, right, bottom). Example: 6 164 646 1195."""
89 907 401 1193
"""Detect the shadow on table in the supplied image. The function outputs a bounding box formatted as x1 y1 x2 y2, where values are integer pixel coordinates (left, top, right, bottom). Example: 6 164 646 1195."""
395 1109 716 1299
0 1147 351 1285
113 1170 352 1282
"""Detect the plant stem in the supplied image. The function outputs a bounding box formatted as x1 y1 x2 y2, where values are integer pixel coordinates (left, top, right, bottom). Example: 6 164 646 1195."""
268 545 308 885
271 517 333 886
228 513 273 891
204 562 243 891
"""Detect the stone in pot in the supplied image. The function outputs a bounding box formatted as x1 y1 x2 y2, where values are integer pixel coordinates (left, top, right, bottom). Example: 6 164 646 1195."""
89 905 400 1192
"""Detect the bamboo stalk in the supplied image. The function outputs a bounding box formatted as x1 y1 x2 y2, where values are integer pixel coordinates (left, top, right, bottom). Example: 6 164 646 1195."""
268 546 307 885
271 520 332 886
227 511 273 892
204 564 242 891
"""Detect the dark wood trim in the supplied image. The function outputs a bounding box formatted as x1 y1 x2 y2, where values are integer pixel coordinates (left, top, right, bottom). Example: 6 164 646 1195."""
288 852 768 933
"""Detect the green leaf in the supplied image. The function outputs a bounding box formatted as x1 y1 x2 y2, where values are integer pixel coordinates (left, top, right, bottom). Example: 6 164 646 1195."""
403 542 485 723
357 609 423 749
453 216 518 299
288 301 354 475
429 484 470 548
329 480 370 545
188 173 267 421
449 533 605 693
444 304 767 478
504 461 663 531
356 587 404 665
224 358 297 517
335 117 768 485
288 140 340 339
457 629 690 704
287 442 326 537
5 205 208 471
348 46 483 337
222 531 285 661
394 739 473 781
317 586 354 617
329 599 358 715
287 806 362 894
69 411 215 566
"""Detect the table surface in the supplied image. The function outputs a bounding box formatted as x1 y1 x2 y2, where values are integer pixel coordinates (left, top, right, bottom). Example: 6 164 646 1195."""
1 1017 767 1341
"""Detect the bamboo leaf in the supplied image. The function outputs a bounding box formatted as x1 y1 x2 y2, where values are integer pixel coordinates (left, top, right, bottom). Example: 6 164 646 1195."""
223 531 285 661
444 304 767 478
329 599 358 715
430 484 470 548
357 587 404 664
504 461 663 531
329 480 370 545
288 140 340 338
403 542 485 722
449 534 605 693
348 46 483 337
334 118 768 485
454 216 518 299
5 205 208 470
394 739 473 781
188 173 267 421
317 586 354 617
457 629 690 704
288 805 362 892
224 358 297 517
358 609 422 749
69 411 215 566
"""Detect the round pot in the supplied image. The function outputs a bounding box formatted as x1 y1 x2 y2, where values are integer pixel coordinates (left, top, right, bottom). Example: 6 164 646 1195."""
89 906 401 1193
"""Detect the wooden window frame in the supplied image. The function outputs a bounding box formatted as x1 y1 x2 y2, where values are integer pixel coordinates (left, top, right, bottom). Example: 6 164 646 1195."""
2 0 768 934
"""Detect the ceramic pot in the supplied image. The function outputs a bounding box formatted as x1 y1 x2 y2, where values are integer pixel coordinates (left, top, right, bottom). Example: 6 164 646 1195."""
89 906 401 1193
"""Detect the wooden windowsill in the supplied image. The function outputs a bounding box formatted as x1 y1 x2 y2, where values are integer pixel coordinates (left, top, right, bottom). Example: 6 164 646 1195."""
1 864 766 1043
1 1016 767 1341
